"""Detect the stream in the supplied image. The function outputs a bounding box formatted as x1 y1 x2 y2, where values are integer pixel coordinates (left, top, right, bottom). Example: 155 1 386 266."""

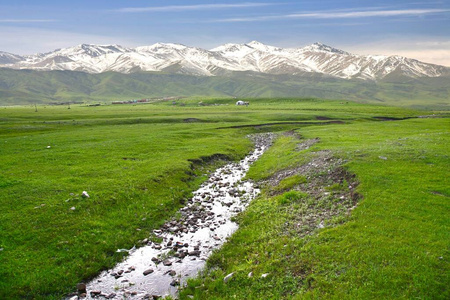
78 135 273 299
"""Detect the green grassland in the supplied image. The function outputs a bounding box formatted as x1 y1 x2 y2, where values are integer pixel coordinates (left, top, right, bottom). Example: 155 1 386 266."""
180 116 449 299
0 98 448 299
1 69 449 109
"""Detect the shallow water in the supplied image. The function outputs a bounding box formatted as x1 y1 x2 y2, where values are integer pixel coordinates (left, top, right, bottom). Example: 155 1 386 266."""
82 144 267 299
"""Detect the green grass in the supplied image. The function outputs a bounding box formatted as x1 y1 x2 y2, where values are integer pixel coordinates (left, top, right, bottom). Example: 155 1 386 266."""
0 104 253 298
274 175 307 193
0 98 447 298
179 117 449 299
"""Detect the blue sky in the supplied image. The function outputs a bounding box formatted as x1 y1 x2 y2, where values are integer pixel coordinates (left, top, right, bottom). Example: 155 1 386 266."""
1 0 449 65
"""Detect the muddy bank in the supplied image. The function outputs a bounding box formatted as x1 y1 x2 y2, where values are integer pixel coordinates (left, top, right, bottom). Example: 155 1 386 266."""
70 133 275 299
264 138 361 238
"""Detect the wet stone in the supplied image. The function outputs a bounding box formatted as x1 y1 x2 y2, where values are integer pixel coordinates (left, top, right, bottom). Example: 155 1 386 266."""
90 290 101 297
188 250 201 256
162 259 172 266
143 269 154 276
76 283 87 294
170 279 180 286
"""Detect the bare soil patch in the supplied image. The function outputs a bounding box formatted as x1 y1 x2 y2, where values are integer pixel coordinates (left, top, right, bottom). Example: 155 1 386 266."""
263 139 361 238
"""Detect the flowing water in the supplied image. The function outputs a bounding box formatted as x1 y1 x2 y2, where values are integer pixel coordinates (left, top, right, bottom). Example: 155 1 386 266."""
80 138 271 299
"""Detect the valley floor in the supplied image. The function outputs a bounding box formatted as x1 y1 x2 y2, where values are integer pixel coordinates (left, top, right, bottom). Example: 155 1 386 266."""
0 98 448 299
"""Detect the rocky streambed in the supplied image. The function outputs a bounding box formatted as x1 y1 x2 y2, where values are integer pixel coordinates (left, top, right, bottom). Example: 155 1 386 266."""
73 134 274 299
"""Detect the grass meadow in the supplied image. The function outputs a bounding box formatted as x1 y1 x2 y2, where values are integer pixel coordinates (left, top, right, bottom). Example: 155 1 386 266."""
0 98 448 299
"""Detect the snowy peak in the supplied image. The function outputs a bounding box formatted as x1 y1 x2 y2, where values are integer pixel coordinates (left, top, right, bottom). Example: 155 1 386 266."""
1 41 448 80
211 40 280 54
211 43 250 52
51 44 129 57
0 51 24 64
301 42 350 55
245 41 281 52
78 44 128 56
137 43 188 53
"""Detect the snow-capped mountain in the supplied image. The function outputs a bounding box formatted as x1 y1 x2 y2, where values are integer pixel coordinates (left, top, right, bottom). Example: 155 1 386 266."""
1 41 448 80
0 51 24 64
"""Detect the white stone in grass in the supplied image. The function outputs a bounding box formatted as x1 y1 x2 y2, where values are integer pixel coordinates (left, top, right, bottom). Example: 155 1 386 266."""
379 156 388 160
248 271 253 278
70 207 76 211
223 272 234 283
81 191 90 198
261 273 269 278
46 146 51 149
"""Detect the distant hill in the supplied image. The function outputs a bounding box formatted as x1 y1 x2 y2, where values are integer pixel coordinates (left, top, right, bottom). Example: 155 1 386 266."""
0 68 448 109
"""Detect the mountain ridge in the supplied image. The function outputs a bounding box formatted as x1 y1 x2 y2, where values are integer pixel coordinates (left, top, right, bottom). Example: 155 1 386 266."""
1 41 448 80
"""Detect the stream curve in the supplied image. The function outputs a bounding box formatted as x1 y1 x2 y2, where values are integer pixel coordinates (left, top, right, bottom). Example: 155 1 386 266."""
79 134 273 299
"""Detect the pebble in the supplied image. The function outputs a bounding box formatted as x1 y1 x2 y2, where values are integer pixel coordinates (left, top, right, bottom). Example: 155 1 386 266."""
188 250 201 256
143 269 154 276
224 272 234 283
90 290 101 297
76 283 86 294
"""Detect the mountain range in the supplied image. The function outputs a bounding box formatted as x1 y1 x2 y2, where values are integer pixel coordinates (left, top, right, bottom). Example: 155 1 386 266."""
0 41 449 109
1 41 449 80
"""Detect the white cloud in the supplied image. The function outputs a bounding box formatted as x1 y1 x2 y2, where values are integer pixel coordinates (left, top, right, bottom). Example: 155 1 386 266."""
115 3 278 13
214 8 450 22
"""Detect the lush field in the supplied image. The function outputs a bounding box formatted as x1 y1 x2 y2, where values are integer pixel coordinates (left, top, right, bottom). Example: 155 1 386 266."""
0 98 448 299
1 69 449 110
180 108 449 299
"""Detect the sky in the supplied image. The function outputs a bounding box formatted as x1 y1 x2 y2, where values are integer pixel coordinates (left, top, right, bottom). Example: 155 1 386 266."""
1 0 449 66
